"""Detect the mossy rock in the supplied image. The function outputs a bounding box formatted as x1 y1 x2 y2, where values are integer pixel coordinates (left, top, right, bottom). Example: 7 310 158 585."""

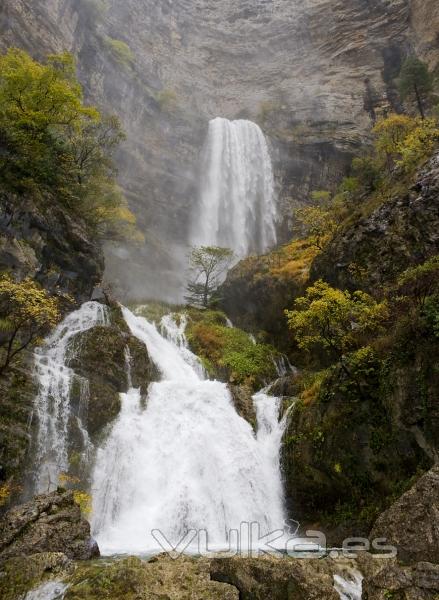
65 555 238 600
219 239 317 353
0 553 71 600
0 362 36 507
229 384 257 428
67 305 157 440
281 332 438 543
311 150 439 293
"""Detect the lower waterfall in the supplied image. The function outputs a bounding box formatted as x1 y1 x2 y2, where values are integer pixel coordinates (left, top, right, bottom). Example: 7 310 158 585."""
91 307 288 555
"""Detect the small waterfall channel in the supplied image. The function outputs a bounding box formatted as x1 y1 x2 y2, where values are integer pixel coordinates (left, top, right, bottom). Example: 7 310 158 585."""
32 301 109 493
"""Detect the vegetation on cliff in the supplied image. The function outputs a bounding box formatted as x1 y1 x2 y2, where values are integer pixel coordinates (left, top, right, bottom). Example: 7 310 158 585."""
220 101 439 537
0 48 141 241
184 309 279 390
0 275 61 375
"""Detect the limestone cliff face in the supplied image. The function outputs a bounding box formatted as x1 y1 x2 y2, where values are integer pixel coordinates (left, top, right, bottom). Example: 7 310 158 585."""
1 0 438 298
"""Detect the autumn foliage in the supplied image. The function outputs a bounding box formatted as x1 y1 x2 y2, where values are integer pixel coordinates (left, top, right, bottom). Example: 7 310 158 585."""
0 274 60 374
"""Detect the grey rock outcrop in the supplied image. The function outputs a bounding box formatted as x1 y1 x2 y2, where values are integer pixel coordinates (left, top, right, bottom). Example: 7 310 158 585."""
0 190 104 304
364 561 439 599
0 490 99 563
370 464 439 565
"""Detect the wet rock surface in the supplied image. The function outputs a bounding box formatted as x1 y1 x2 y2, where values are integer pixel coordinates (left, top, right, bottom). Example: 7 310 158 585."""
370 464 439 565
0 490 99 564
229 384 257 428
67 305 157 440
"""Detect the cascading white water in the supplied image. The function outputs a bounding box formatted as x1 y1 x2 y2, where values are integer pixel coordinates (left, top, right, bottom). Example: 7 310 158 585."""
25 581 68 600
33 301 109 493
334 569 364 600
91 308 288 554
191 117 278 258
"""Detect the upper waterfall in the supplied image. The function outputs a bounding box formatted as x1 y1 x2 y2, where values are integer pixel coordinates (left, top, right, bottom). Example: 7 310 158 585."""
191 118 278 258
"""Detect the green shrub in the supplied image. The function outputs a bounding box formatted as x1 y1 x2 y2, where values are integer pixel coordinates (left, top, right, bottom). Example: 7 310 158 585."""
156 89 178 112
105 38 134 66
424 295 439 338
187 316 278 388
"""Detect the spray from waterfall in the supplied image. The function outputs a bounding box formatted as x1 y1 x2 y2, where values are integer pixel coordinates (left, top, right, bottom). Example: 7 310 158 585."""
32 301 109 493
91 308 288 555
191 118 278 258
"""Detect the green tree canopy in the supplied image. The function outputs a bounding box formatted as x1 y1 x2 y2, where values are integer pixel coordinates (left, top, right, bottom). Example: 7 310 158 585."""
0 274 60 375
398 56 433 119
0 48 140 240
285 280 389 362
186 246 234 308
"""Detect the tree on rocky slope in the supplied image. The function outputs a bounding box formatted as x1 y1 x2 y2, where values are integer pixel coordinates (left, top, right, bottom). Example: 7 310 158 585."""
398 56 433 119
185 246 234 308
293 191 342 251
396 255 439 308
0 48 141 241
285 280 389 369
0 274 60 375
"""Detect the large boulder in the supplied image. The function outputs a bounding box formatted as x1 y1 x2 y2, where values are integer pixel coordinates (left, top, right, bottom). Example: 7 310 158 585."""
370 465 439 565
363 561 439 599
210 556 341 600
65 555 239 600
0 490 99 563
67 305 157 441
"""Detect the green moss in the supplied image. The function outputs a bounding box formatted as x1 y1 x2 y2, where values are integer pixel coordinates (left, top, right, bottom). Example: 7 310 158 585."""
104 37 134 66
65 558 144 600
0 554 69 600
186 313 278 389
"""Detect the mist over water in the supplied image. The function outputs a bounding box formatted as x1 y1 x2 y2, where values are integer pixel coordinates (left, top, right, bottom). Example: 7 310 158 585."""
191 117 278 257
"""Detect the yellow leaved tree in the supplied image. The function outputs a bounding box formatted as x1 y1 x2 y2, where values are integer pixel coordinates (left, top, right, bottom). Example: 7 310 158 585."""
0 274 60 375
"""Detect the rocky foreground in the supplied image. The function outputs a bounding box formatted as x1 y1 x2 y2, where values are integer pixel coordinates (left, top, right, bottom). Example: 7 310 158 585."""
1 466 438 599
